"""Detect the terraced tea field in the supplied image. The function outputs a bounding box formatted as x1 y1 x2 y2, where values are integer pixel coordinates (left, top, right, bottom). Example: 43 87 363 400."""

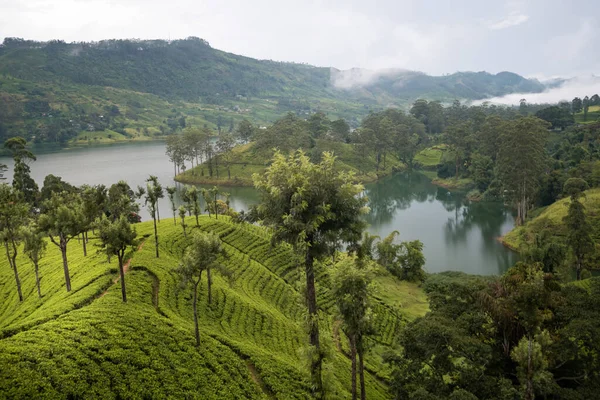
0 216 427 399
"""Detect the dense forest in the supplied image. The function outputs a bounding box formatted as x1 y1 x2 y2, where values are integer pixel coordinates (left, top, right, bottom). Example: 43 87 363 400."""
0 37 552 145
2 36 600 400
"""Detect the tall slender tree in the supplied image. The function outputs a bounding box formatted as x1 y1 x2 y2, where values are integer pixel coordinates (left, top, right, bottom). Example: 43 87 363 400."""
176 231 227 346
97 215 137 301
498 117 549 225
4 137 38 204
166 186 177 225
38 192 86 292
21 224 47 298
331 258 373 400
0 185 29 301
252 150 368 398
563 178 593 280
141 176 164 258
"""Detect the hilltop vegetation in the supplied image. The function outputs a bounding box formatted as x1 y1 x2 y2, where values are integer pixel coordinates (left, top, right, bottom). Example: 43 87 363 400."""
0 37 550 145
0 215 425 399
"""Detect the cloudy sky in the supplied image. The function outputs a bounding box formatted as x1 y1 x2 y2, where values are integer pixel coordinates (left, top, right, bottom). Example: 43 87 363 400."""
0 0 598 78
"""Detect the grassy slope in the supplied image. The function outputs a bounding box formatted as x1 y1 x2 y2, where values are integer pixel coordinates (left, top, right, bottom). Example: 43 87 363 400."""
502 188 600 250
0 215 426 399
574 105 600 124
176 140 405 186
413 144 474 191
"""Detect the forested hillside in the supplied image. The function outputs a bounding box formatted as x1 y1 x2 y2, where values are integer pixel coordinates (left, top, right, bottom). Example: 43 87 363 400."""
0 37 548 144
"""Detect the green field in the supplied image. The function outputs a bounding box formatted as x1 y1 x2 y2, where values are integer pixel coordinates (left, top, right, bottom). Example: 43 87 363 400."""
574 105 600 124
502 188 600 250
0 215 427 398
413 145 446 169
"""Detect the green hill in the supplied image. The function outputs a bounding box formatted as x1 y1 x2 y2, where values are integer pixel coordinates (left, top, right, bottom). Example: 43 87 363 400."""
0 37 548 145
502 188 600 250
0 215 427 398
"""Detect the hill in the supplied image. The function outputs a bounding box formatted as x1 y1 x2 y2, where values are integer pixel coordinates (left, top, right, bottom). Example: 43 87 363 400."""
0 215 428 399
0 37 547 144
502 188 600 251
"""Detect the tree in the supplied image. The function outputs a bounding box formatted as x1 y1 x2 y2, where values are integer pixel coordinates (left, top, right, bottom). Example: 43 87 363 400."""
572 97 583 114
534 106 574 130
178 206 187 237
97 215 137 302
4 137 38 204
0 184 29 301
38 191 86 292
40 174 76 202
563 178 593 280
107 181 139 222
176 231 227 346
216 133 235 179
0 163 7 181
252 150 368 397
141 176 164 258
583 96 590 121
331 258 373 400
330 119 350 142
236 119 254 143
497 117 549 225
590 94 600 106
469 153 494 191
445 122 473 179
185 185 201 225
166 186 177 225
21 224 47 298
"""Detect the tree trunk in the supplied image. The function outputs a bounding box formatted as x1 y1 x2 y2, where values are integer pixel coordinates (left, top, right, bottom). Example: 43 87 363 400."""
526 336 534 400
153 214 159 258
173 162 177 177
228 166 231 180
61 237 72 292
157 204 161 223
455 154 460 179
576 257 582 281
118 252 127 302
82 232 87 256
358 347 366 400
34 261 41 298
193 277 201 347
207 267 212 305
195 212 199 226
305 244 323 398
5 240 23 302
350 333 357 400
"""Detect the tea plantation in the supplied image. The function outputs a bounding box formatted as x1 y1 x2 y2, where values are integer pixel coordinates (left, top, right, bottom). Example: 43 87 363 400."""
0 216 427 399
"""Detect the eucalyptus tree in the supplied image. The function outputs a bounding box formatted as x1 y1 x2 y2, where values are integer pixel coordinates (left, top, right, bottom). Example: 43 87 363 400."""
21 224 47 298
38 191 86 292
166 186 178 225
4 136 38 204
217 133 235 179
498 117 549 225
141 176 164 258
0 184 29 301
185 186 201 225
178 206 187 237
97 215 137 302
563 178 593 280
331 258 373 400
252 150 368 397
176 231 227 346
147 175 164 222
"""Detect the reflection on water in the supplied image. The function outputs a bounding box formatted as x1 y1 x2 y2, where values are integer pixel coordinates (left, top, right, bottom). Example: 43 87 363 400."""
0 143 518 275
364 172 519 275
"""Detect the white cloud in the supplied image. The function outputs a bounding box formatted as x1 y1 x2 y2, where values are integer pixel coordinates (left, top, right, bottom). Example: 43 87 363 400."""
488 12 529 30
476 75 600 105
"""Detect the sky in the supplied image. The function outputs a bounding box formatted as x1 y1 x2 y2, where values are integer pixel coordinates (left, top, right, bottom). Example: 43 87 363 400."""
0 0 598 79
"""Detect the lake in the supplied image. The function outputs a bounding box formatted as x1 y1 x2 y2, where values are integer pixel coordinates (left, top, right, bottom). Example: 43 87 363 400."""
0 141 518 275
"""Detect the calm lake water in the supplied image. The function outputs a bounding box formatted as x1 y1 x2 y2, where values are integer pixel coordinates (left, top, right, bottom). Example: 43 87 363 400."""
0 141 518 275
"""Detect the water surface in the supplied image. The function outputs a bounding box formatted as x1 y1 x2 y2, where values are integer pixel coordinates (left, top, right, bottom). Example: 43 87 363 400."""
0 142 518 274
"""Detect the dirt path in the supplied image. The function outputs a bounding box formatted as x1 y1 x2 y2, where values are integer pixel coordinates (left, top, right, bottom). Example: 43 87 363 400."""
99 241 145 298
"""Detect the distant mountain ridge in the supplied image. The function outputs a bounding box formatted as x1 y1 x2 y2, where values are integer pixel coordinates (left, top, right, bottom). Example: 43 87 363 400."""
0 37 547 104
0 37 552 143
